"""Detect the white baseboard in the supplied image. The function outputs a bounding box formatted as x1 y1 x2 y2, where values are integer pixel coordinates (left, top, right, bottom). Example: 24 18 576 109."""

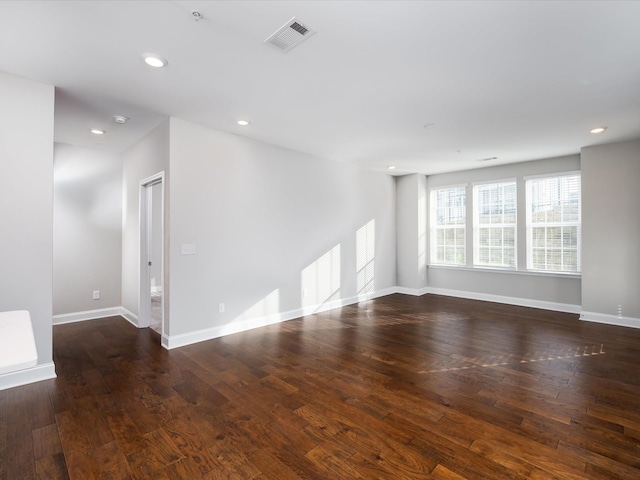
119 307 139 327
355 286 398 303
163 287 398 350
580 311 640 329
53 306 139 327
395 286 430 296
164 311 291 349
164 285 587 349
53 307 123 325
52 287 588 352
0 362 56 391
427 287 581 314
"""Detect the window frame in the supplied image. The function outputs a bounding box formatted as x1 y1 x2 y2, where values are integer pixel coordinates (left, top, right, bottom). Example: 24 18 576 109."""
429 184 467 266
525 171 581 274
472 179 517 270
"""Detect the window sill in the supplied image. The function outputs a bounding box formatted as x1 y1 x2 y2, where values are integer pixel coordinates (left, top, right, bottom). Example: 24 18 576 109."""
427 264 581 279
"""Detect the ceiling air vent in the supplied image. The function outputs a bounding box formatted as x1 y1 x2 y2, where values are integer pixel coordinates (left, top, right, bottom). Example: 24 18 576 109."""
265 17 316 53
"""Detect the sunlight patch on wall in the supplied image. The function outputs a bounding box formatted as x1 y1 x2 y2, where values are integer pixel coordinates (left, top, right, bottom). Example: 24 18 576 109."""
234 289 280 324
301 244 341 311
210 289 281 338
356 219 375 299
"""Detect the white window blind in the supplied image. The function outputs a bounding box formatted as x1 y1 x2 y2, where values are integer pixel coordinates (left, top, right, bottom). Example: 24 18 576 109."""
430 186 466 265
526 174 581 273
473 181 517 268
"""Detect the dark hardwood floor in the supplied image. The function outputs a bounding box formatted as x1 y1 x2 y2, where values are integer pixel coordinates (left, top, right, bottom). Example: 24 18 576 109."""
2 294 640 479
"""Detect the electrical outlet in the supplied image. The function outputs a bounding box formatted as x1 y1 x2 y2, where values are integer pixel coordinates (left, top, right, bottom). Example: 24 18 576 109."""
218 303 225 313
93 290 100 300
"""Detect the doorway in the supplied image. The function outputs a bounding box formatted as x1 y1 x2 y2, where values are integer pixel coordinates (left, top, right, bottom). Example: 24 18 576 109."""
139 172 164 337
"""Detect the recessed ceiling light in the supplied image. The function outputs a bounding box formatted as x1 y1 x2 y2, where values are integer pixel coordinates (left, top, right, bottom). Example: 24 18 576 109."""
113 115 129 124
387 165 396 170
90 129 105 135
590 126 607 134
237 120 250 126
142 53 167 68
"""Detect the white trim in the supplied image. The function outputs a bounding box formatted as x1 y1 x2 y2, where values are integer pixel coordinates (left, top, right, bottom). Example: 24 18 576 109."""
0 362 56 391
427 264 581 279
163 287 397 350
472 177 517 187
354 286 397 303
163 285 583 349
53 307 123 325
139 172 165 332
50 288 588 353
472 180 518 270
395 286 430 296
119 307 139 327
53 307 140 328
428 182 469 192
580 311 640 330
523 170 581 181
525 173 582 274
164 312 292 350
428 287 581 314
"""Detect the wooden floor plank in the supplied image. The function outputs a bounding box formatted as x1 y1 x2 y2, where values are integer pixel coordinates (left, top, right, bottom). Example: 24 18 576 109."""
92 440 133 480
56 410 102 480
32 423 63 461
1 295 640 479
126 428 184 478
4 386 37 480
35 453 70 480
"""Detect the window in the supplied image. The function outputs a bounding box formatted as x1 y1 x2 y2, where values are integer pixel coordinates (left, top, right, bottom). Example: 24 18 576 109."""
430 186 466 265
473 181 517 268
526 173 581 273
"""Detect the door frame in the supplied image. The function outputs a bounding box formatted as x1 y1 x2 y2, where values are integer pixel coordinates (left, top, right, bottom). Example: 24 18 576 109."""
139 172 165 334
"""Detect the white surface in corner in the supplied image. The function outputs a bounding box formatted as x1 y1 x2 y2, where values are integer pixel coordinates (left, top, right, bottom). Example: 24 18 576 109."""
0 310 38 375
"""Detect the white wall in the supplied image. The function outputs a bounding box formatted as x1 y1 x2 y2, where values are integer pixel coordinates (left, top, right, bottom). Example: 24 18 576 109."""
396 174 428 292
581 139 640 326
53 143 122 317
167 117 396 344
0 71 55 385
413 155 583 310
121 119 170 322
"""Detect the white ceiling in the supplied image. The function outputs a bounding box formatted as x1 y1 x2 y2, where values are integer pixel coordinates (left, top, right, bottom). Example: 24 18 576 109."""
1 1 639 175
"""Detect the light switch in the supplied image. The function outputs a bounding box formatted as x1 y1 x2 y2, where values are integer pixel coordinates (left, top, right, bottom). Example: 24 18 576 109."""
181 243 197 255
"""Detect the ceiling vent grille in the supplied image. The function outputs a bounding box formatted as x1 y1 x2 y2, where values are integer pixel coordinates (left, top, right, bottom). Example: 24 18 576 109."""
265 17 316 52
